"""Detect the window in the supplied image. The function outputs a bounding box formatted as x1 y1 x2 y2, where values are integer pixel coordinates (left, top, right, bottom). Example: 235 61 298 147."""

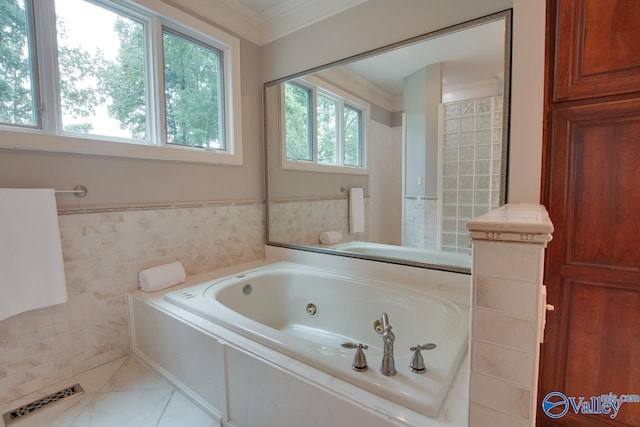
0 0 37 127
0 0 242 165
283 76 368 174
55 0 147 139
163 29 224 149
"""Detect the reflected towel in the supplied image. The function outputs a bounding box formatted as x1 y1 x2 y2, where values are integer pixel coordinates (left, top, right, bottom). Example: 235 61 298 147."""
139 261 186 292
319 231 342 245
0 189 67 321
349 188 365 234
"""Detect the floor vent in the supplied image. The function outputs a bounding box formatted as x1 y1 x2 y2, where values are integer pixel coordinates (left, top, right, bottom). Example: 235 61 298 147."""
2 383 85 426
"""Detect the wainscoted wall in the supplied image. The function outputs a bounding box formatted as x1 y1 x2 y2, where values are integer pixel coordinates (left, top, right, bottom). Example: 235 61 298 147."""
0 201 265 406
269 197 369 246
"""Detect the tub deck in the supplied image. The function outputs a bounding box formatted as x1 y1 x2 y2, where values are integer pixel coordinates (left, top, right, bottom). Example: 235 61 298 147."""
163 261 469 419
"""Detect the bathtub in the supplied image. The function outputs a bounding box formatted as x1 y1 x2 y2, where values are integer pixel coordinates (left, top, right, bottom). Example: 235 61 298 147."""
330 241 471 271
164 261 468 419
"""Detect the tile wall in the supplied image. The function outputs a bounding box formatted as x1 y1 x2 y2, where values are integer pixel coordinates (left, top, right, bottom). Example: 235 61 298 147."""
467 204 553 427
0 201 265 406
403 197 438 249
269 197 369 246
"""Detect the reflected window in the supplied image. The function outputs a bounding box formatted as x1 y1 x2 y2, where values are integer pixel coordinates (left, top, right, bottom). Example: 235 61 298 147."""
283 77 366 171
344 105 362 167
284 82 312 161
316 94 337 164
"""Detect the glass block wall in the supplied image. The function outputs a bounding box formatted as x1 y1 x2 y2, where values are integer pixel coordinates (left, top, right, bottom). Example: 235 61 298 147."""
441 96 503 254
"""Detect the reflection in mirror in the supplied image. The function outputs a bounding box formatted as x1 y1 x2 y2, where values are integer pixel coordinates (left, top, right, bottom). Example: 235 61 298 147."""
265 11 511 274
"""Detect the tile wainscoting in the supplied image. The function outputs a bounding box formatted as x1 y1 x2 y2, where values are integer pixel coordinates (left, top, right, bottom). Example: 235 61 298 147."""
269 197 369 246
0 200 265 406
403 197 438 250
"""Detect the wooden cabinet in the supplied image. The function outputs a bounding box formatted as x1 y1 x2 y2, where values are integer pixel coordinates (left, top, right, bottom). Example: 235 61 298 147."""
553 0 640 101
539 1 640 426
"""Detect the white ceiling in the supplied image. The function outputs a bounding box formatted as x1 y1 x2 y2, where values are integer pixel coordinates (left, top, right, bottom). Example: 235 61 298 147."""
344 19 506 97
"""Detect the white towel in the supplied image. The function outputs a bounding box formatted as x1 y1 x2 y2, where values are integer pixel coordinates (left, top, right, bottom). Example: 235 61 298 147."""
319 231 342 245
0 189 67 321
349 188 365 234
138 261 186 292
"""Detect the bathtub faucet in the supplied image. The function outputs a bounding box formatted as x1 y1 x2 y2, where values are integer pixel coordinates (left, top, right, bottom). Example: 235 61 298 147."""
377 312 397 376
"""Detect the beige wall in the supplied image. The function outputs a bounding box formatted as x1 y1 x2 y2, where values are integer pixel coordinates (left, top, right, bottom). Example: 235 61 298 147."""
262 0 545 204
0 39 264 209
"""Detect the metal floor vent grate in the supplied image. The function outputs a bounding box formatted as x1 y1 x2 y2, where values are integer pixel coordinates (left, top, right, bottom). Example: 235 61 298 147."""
2 383 84 426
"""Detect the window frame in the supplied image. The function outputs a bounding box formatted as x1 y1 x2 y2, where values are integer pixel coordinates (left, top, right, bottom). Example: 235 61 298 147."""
0 0 243 165
280 75 369 175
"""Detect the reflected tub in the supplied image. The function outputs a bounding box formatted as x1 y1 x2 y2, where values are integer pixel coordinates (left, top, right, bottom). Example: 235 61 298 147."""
331 241 472 270
164 261 468 418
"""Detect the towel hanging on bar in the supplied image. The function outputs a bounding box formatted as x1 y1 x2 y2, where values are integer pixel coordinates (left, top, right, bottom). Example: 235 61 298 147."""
349 188 365 234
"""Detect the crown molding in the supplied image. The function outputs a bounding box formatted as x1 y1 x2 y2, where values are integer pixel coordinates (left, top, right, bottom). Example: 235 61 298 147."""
259 0 368 45
162 0 368 46
161 0 263 44
316 67 395 112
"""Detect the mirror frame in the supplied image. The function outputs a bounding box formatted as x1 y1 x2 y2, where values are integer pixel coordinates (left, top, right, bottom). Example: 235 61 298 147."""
264 9 512 274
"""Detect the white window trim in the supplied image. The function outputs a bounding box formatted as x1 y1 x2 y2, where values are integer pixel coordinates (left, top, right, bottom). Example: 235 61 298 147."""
0 0 243 166
280 75 369 175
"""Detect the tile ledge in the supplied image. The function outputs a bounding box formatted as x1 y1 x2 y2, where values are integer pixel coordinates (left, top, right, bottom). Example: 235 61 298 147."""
467 204 553 243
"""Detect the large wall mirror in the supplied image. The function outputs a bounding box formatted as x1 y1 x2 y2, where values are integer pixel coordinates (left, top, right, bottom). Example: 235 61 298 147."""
265 10 512 274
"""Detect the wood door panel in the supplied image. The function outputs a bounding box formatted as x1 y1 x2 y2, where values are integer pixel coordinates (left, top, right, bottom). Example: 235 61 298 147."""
564 282 640 426
566 112 640 270
540 99 640 426
541 2 640 426
550 98 640 271
554 0 640 101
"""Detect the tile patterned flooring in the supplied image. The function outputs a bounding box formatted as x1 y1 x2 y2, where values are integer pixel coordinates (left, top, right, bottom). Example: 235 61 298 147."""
0 356 217 427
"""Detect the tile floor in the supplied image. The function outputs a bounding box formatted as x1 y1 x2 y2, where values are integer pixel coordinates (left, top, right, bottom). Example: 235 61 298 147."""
0 356 217 427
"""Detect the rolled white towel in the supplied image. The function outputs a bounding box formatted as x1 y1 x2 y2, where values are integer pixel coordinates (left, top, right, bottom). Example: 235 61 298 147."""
319 231 342 245
138 261 186 292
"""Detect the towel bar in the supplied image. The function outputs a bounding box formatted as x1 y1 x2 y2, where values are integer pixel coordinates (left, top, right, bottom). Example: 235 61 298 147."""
55 185 87 198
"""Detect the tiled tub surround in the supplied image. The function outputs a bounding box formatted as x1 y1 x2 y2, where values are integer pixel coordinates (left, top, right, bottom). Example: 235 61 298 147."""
130 254 472 427
269 196 369 246
466 204 553 427
0 201 265 407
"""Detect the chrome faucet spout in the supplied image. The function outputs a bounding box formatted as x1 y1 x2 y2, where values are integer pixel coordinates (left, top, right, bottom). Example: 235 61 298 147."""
379 312 396 376
381 312 389 330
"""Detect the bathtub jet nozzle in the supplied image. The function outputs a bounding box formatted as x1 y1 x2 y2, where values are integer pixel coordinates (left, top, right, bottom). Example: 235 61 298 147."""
341 342 369 372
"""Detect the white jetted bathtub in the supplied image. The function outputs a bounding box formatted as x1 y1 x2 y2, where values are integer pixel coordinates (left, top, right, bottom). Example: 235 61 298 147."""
330 241 472 271
164 261 468 418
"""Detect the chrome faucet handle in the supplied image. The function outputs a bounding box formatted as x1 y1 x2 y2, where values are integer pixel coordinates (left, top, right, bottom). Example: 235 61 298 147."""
341 342 369 372
409 343 436 374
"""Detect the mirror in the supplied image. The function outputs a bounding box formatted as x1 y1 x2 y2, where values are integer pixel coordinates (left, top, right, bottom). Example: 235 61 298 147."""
265 10 511 274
